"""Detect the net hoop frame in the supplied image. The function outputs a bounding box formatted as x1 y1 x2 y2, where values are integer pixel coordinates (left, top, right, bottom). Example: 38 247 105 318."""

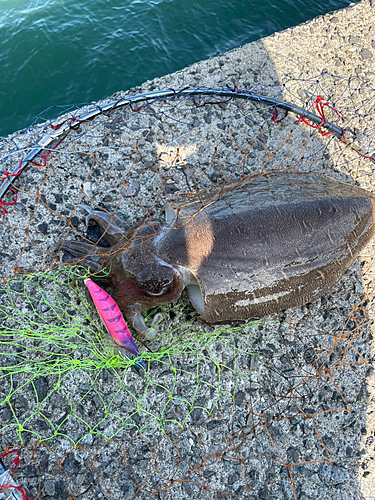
0 86 359 201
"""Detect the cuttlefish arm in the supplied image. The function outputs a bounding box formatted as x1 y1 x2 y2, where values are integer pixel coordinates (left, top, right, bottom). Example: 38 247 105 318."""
78 204 129 245
53 240 105 272
54 205 130 270
58 205 167 339
131 309 163 339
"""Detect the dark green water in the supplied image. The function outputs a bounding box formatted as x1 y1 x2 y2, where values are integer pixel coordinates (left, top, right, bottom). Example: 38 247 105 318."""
0 0 358 137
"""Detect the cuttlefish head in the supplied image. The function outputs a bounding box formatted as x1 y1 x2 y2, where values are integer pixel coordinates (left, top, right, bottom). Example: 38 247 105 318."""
55 205 185 338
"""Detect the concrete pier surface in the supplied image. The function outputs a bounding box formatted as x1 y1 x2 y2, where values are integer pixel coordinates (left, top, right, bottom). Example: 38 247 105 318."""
0 1 375 499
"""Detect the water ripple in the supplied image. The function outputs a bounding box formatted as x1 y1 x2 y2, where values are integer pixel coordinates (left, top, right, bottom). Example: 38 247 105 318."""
0 0 359 136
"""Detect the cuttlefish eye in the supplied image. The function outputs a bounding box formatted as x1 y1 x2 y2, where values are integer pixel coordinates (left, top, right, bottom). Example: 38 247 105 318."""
135 264 175 296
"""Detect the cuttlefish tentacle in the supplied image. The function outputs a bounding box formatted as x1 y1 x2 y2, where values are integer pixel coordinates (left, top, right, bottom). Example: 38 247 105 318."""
55 239 108 272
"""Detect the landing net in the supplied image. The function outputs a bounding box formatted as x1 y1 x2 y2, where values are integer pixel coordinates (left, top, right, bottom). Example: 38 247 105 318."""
0 72 374 499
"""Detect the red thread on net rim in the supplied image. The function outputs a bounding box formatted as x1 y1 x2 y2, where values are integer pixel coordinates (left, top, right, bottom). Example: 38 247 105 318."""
355 151 375 160
50 99 123 130
0 132 69 214
0 160 22 215
50 115 93 131
233 85 254 95
298 95 341 136
271 107 288 123
0 449 33 500
30 135 66 167
1 93 374 217
300 96 375 158
0 99 121 215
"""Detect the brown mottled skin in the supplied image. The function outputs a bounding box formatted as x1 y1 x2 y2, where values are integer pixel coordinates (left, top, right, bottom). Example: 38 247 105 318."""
57 172 375 338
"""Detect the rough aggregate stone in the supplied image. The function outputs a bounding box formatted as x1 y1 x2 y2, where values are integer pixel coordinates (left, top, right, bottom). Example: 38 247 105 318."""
359 48 373 59
33 377 49 402
37 222 48 234
70 216 79 227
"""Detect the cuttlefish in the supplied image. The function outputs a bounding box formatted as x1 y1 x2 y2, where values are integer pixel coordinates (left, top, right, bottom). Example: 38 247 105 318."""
57 171 375 338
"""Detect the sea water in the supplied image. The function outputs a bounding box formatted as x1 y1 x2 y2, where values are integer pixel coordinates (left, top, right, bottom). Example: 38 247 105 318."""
0 0 358 136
